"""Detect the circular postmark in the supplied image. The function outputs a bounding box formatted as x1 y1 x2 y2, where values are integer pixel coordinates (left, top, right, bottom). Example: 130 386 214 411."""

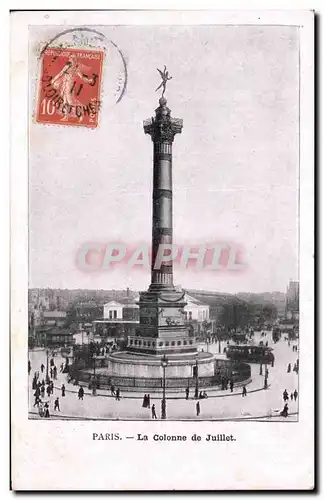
33 27 127 128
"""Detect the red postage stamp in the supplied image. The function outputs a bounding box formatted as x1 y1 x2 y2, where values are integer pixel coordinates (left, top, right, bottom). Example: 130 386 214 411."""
36 47 104 128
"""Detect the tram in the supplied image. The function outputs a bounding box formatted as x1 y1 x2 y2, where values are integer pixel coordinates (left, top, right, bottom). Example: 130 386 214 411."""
225 344 275 365
231 332 247 343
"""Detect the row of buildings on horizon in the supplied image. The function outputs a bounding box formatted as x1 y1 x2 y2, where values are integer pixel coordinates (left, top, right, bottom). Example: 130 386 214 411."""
28 281 299 349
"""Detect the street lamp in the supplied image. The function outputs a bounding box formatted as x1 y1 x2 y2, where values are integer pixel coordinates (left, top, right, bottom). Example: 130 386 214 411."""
45 332 50 384
92 354 97 396
264 364 269 389
194 353 199 399
161 354 169 419
217 328 222 354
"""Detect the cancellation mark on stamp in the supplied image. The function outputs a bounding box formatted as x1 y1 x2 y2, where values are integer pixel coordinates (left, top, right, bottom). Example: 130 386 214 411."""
36 47 104 128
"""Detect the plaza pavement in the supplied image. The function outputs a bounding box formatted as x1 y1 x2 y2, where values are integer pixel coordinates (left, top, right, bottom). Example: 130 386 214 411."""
28 331 299 421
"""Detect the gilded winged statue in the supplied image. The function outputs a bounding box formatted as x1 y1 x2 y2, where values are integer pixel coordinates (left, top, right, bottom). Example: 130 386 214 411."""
155 65 172 97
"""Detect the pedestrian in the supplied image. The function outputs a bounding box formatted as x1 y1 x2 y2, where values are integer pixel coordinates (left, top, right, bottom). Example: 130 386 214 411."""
196 401 200 417
50 368 53 379
41 363 45 373
242 386 247 397
46 385 51 397
151 404 157 419
185 387 189 400
290 392 294 400
38 402 44 418
287 363 291 373
28 360 31 375
50 381 54 394
230 380 234 393
53 366 57 380
115 388 120 401
50 358 54 367
110 385 115 396
61 384 65 397
41 379 45 387
44 402 50 418
283 389 289 402
142 394 148 408
78 386 84 400
33 395 41 407
147 394 151 409
280 403 289 418
294 389 298 401
54 397 60 411
40 385 45 398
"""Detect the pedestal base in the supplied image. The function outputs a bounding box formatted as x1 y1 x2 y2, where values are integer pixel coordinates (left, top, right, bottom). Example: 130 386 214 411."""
75 351 252 392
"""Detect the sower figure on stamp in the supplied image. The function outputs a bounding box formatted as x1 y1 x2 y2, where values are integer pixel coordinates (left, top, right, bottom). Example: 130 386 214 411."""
51 55 96 122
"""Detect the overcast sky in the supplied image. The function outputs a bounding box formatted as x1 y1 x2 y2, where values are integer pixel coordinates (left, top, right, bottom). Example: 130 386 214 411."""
29 24 299 293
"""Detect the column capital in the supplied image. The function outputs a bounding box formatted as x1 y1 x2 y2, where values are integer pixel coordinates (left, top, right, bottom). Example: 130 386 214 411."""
143 97 183 144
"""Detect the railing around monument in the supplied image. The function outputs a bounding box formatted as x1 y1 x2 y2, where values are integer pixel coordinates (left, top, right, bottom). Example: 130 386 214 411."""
75 362 251 391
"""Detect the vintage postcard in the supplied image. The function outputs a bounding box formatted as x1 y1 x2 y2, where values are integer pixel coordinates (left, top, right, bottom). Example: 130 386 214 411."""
10 10 314 490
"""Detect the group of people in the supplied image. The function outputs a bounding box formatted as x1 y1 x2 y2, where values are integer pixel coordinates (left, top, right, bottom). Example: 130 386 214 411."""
287 360 299 375
32 373 54 404
142 394 151 408
283 389 298 402
281 389 298 417
110 385 121 400
30 355 68 418
199 391 208 399
221 378 235 392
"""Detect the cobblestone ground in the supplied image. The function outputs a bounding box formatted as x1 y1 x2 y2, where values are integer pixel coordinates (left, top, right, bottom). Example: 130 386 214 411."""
28 331 299 421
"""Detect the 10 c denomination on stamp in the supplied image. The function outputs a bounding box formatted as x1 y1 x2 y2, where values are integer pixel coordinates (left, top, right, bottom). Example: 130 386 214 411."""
36 47 104 128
